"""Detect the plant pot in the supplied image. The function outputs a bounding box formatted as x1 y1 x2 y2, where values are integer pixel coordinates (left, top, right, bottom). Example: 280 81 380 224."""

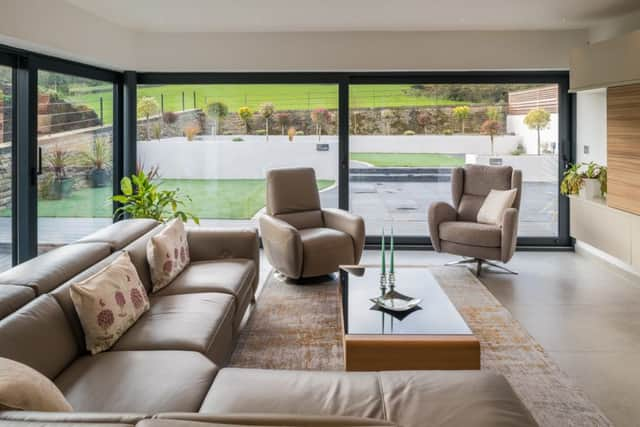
89 168 109 188
49 177 73 200
580 178 601 200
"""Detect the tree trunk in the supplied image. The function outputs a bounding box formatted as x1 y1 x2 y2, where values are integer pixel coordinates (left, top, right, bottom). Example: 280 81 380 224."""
265 120 269 142
537 127 541 155
490 135 494 155
146 117 151 141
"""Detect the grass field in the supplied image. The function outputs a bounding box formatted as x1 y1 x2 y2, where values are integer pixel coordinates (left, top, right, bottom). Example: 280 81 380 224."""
4 179 334 220
350 153 464 167
68 84 466 126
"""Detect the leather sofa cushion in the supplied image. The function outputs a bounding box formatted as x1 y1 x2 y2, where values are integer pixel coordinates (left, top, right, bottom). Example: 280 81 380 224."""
0 411 144 425
55 351 217 413
378 370 537 427
77 219 160 251
0 285 35 320
0 243 111 295
299 228 355 277
154 260 255 299
439 221 501 248
145 414 395 426
0 295 79 379
200 368 385 419
112 293 235 366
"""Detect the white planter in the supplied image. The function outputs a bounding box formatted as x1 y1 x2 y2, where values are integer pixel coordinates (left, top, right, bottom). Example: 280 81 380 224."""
580 178 602 200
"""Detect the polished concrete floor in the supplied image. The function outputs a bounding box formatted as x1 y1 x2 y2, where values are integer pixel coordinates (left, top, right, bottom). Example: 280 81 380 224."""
259 249 640 427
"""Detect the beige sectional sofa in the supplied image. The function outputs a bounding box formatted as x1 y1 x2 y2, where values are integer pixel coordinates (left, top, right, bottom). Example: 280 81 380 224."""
0 219 536 427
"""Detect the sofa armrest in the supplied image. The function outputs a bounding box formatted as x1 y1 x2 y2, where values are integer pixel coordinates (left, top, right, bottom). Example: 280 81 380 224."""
322 208 365 264
187 227 259 264
501 208 519 263
427 202 457 251
259 215 303 279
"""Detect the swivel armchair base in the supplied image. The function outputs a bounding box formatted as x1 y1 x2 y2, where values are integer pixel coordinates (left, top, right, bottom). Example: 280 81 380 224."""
446 257 518 277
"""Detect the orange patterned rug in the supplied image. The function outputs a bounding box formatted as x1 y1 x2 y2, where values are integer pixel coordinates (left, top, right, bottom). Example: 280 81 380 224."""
230 266 611 426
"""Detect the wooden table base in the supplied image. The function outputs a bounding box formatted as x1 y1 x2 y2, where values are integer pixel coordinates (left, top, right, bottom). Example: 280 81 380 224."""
344 334 481 371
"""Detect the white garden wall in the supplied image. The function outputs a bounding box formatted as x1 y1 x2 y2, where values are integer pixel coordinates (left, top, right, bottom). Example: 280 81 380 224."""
137 137 339 180
465 154 557 182
350 135 521 155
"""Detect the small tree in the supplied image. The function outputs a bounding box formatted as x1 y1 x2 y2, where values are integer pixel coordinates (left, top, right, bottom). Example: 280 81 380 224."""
480 119 501 155
310 108 330 142
486 106 501 121
524 108 551 155
238 106 252 134
259 102 275 141
206 101 229 138
381 109 394 135
275 112 290 135
416 111 432 135
137 97 159 141
452 105 471 134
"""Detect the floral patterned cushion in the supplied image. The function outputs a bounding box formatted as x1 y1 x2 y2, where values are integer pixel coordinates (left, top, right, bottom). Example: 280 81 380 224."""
70 252 150 355
147 218 190 293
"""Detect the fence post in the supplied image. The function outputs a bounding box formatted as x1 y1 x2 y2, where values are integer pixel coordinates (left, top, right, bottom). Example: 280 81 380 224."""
160 94 164 114
182 92 185 111
193 91 196 109
99 97 104 126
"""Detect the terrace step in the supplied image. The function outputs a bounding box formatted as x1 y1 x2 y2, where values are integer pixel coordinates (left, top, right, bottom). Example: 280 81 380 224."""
349 167 454 182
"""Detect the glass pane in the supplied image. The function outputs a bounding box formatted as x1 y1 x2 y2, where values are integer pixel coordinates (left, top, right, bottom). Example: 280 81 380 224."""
0 65 12 271
349 83 559 238
135 84 339 227
37 71 114 254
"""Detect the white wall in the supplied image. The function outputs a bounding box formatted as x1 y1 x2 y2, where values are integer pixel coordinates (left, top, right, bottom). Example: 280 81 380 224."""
0 1 587 72
506 113 559 155
350 135 521 155
588 10 640 43
137 138 339 180
576 90 607 165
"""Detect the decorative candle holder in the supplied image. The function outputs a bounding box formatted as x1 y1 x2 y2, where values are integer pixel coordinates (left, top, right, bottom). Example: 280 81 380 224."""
387 272 395 293
379 273 387 296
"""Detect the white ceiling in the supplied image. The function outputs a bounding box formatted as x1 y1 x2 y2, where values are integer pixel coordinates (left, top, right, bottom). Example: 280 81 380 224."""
64 0 640 33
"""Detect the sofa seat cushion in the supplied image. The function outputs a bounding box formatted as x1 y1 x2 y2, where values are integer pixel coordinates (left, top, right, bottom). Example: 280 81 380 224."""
55 351 217 413
200 368 385 419
0 285 35 320
200 369 535 427
112 293 235 365
155 260 255 300
299 228 354 277
439 221 501 248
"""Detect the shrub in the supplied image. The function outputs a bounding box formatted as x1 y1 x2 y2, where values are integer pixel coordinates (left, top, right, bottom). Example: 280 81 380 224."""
276 113 291 135
511 143 525 156
151 123 163 140
232 137 244 142
206 101 229 136
238 106 252 133
452 105 471 134
443 129 453 136
255 129 266 135
403 130 415 136
296 130 304 136
287 127 296 142
223 131 233 136
184 123 200 141
259 102 275 141
162 111 178 125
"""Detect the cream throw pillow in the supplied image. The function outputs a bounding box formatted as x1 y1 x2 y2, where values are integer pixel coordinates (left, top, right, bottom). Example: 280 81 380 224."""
477 188 517 226
147 218 190 293
70 251 150 354
0 357 72 412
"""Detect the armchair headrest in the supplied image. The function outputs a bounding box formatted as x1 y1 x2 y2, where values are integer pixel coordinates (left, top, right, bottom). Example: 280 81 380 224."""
266 168 321 215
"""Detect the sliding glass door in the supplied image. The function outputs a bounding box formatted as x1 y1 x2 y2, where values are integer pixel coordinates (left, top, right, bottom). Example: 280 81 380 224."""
36 71 115 254
347 76 569 245
0 65 13 271
134 82 339 227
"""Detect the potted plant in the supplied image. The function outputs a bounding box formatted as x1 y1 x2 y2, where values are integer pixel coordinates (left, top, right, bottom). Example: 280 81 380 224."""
560 162 607 199
112 170 200 224
523 108 551 155
83 136 112 188
480 119 501 156
46 146 73 199
580 162 607 199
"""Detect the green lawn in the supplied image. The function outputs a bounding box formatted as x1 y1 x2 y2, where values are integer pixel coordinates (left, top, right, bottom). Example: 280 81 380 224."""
2 179 334 220
68 84 467 126
350 153 464 167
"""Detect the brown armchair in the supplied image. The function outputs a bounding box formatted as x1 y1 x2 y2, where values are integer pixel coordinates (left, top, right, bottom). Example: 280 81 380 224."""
259 168 365 280
428 164 522 276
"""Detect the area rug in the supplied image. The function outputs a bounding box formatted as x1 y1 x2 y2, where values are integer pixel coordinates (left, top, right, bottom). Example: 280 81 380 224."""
230 266 612 427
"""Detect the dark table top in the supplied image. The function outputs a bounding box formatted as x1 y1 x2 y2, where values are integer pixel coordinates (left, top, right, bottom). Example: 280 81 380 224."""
340 266 472 336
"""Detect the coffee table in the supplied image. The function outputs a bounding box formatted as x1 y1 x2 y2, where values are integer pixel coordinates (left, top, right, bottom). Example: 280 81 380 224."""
339 266 480 371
